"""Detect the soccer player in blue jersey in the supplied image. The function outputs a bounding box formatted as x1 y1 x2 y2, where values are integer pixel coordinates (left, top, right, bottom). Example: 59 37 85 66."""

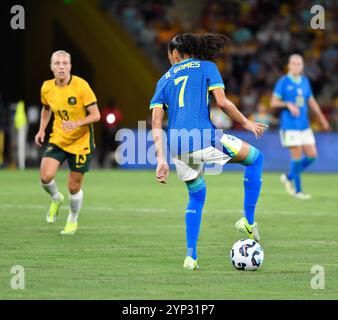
271 54 329 200
150 33 268 270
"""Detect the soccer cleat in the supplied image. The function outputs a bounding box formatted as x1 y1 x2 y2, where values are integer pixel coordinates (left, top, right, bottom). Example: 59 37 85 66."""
60 221 78 235
235 217 260 242
280 173 295 196
183 256 199 270
46 192 64 223
294 192 312 200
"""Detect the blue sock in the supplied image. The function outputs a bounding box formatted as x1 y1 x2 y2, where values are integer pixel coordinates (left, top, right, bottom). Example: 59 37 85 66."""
301 156 315 171
287 159 303 193
241 147 264 225
185 176 206 260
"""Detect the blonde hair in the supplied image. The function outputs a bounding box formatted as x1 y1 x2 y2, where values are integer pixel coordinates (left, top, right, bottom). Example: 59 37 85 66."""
288 54 303 63
50 50 71 64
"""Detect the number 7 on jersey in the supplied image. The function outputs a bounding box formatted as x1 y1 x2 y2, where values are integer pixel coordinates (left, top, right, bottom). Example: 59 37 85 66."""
174 76 188 107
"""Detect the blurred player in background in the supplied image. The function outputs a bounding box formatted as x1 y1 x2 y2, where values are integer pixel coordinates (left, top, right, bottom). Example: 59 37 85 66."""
271 54 329 200
35 50 100 234
150 33 268 270
248 102 278 130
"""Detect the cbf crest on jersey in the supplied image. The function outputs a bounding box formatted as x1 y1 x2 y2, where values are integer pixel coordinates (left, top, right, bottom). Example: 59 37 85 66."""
297 88 303 95
68 96 77 105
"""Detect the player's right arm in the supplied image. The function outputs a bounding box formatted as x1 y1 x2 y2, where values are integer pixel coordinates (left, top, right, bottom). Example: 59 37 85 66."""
270 78 299 116
152 107 169 183
211 88 267 139
35 83 52 147
270 96 299 117
35 106 52 147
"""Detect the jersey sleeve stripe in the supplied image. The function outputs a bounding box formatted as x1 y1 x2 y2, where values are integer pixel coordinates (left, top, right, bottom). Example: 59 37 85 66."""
273 92 282 99
149 103 164 109
208 83 225 91
84 102 97 108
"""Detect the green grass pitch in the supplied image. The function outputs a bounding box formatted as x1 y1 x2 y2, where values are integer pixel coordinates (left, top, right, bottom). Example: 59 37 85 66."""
0 169 337 299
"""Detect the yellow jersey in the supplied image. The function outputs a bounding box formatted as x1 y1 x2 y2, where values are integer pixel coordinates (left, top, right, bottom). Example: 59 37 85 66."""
41 75 97 155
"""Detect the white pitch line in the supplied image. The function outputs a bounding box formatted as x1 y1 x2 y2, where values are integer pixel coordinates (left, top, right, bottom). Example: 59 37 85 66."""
0 203 333 216
0 203 170 213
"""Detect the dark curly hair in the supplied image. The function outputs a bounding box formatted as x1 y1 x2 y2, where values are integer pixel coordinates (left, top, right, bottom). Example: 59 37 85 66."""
168 33 228 60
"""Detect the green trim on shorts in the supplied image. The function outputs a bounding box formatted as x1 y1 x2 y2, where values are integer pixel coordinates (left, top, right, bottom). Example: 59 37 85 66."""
43 143 92 173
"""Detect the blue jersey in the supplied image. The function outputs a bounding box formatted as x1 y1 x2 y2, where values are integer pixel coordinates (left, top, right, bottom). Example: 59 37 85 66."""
273 75 314 130
150 58 224 155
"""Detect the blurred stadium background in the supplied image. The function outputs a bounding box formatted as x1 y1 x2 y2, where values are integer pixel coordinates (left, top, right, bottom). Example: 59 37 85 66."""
1 0 338 301
1 0 337 171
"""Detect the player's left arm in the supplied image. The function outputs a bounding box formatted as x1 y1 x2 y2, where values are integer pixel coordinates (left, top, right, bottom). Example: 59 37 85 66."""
212 88 268 138
307 96 330 131
62 103 101 132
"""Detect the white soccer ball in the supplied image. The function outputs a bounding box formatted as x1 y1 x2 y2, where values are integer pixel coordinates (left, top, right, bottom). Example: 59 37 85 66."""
230 238 264 271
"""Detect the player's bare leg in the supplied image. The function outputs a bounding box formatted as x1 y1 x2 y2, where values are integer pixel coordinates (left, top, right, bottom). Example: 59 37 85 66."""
40 157 64 223
228 141 251 164
61 171 84 235
302 144 317 158
289 146 302 160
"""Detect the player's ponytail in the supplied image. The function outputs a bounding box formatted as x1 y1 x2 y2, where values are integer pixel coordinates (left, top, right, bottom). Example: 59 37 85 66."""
196 34 228 60
168 33 228 60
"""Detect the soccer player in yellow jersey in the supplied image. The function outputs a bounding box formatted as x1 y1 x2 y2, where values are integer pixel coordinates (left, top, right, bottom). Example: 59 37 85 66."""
34 50 100 235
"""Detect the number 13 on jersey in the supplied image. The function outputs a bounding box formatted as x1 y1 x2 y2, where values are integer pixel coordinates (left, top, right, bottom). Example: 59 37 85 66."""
174 76 189 107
